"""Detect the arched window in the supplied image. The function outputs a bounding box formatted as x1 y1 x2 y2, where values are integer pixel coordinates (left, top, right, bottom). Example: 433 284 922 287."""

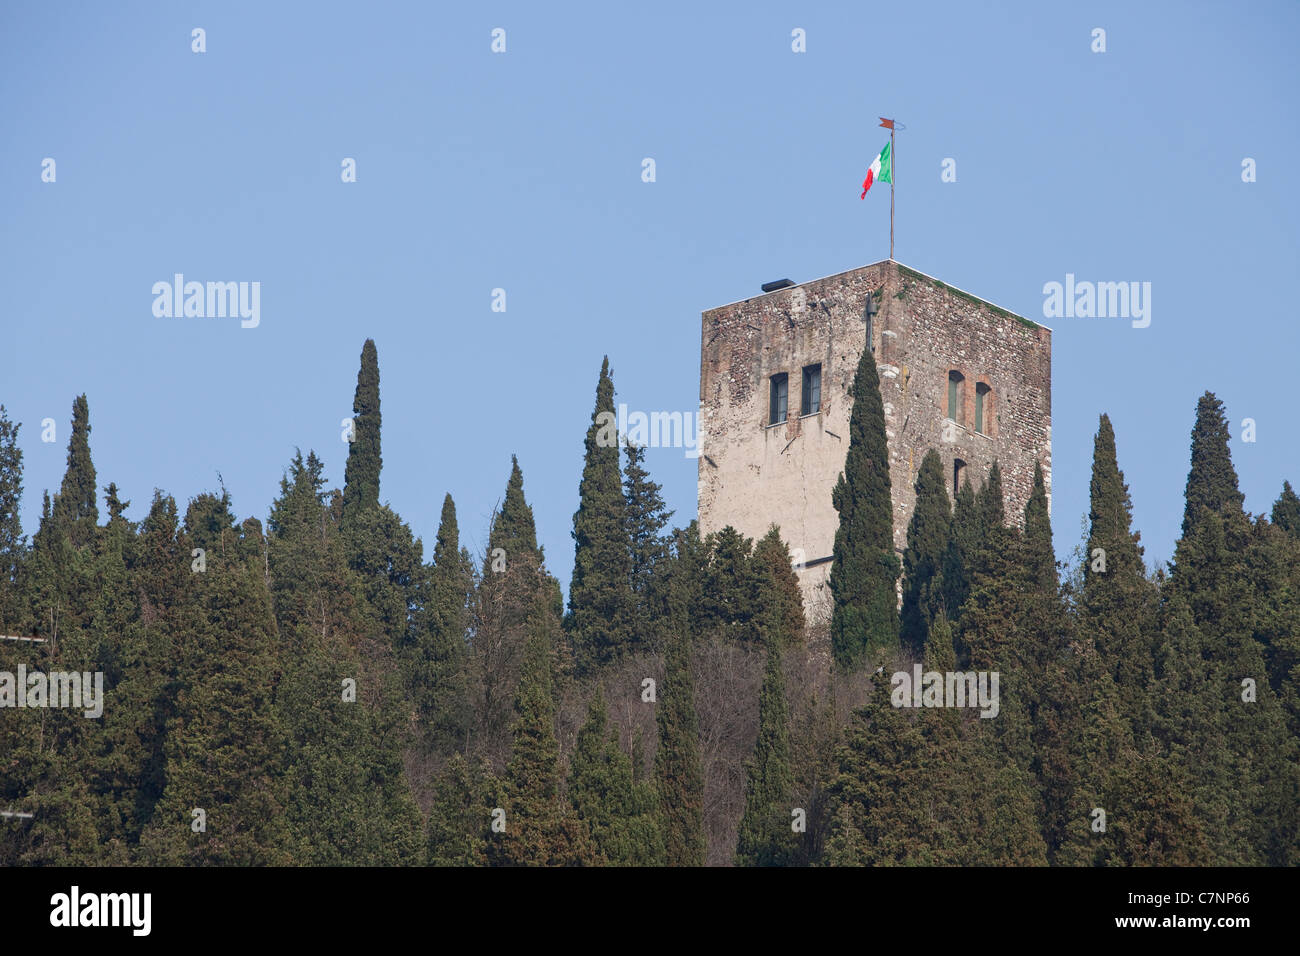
975 382 991 435
947 371 965 424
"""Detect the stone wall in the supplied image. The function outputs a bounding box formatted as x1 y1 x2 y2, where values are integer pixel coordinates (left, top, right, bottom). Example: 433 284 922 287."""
697 259 1052 618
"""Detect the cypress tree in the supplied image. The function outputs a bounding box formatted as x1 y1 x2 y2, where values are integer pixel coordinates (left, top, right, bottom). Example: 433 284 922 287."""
568 688 665 865
900 449 951 654
568 357 634 670
624 439 673 647
735 641 794 866
1272 480 1300 538
829 343 899 667
486 604 587 866
1181 391 1244 537
701 526 761 639
52 395 97 549
488 455 543 571
426 753 491 866
415 493 472 747
139 499 291 865
655 526 706 866
342 339 382 534
0 406 25 633
942 476 980 622
751 526 805 648
1079 416 1155 737
1023 461 1056 591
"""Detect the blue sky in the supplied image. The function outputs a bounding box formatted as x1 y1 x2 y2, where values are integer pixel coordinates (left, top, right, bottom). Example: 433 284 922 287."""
3 0 1297 587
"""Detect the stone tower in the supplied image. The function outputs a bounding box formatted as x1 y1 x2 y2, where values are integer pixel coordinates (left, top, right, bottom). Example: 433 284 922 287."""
697 259 1052 620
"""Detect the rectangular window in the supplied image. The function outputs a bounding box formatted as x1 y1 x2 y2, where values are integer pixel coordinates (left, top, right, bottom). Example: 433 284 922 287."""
948 376 959 420
769 373 788 425
801 364 822 416
974 386 985 434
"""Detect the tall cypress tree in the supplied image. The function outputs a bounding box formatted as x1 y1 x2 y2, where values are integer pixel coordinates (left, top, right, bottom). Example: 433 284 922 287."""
735 640 794 866
486 603 589 866
655 526 706 866
900 449 951 654
415 493 472 747
488 455 543 571
568 357 633 670
751 526 805 648
1023 461 1056 591
52 395 98 549
624 439 673 647
0 406 25 632
342 339 381 534
1080 417 1155 737
829 344 899 667
942 476 980 622
1181 391 1244 537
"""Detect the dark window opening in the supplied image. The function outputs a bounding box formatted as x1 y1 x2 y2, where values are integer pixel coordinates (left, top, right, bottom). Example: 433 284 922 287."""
769 373 788 425
948 371 965 424
954 458 967 494
801 364 822 416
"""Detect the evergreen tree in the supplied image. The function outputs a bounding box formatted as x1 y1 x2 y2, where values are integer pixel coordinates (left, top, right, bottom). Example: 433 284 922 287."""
1272 480 1300 538
139 501 291 865
414 493 472 748
751 526 805 648
568 688 665 865
568 357 634 669
1181 391 1245 537
701 526 761 639
486 602 590 866
488 455 543 569
624 439 673 648
1023 461 1056 591
52 395 98 549
342 339 382 534
829 344 899 667
655 527 706 866
900 449 951 654
942 476 980 622
735 641 794 866
1080 417 1155 737
0 406 25 632
426 753 491 866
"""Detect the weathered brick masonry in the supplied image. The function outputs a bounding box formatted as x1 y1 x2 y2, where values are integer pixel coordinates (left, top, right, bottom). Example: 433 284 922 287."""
697 260 1052 620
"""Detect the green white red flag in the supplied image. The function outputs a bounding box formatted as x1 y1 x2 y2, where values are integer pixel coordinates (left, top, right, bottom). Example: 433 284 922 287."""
860 141 892 198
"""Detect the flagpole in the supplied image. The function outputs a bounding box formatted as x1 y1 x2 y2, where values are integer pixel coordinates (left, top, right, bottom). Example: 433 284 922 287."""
878 117 897 260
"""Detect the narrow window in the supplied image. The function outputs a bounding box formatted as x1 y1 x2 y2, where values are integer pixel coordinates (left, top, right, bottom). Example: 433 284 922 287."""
975 382 991 435
801 364 822 416
947 371 965 423
954 458 967 494
769 373 788 425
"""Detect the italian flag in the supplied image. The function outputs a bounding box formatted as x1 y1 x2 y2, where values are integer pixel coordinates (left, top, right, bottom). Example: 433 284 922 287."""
860 141 892 198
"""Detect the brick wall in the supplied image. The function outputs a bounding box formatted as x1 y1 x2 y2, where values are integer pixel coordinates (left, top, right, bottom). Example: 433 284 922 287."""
697 260 1052 619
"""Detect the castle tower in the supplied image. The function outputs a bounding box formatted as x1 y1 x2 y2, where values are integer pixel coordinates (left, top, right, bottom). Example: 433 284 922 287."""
697 260 1052 619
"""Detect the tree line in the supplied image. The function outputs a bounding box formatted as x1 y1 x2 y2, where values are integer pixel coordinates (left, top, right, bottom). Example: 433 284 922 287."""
1 339 1296 865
